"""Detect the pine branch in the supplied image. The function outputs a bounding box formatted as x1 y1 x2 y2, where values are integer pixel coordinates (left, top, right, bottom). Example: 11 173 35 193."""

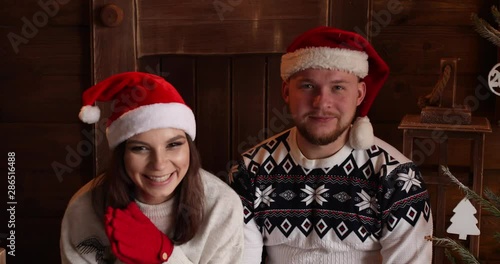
444 249 458 264
484 189 500 208
441 166 500 218
428 236 480 264
471 13 500 47
492 6 500 26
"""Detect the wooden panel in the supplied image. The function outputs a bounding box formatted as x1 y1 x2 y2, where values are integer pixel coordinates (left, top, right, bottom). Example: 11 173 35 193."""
369 74 495 123
330 0 371 31
484 127 500 169
160 56 196 109
373 26 490 75
92 0 138 175
1 124 92 170
0 75 88 123
195 57 231 178
0 27 89 76
373 0 497 26
139 0 328 20
137 0 327 55
0 0 88 26
232 56 266 159
266 55 292 137
138 20 325 55
7 217 64 263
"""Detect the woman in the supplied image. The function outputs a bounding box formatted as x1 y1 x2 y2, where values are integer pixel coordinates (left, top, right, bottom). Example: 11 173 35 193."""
60 72 244 263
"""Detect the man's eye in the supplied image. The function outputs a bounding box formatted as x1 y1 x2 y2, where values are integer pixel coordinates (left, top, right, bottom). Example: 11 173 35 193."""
301 83 314 89
333 85 344 91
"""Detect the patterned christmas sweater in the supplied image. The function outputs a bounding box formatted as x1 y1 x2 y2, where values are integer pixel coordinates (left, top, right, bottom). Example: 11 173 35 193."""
230 127 433 264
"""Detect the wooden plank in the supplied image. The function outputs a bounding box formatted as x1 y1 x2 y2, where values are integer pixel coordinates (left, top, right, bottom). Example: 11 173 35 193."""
92 0 138 175
373 26 493 75
484 126 500 170
329 0 370 32
266 55 293 137
0 75 89 123
372 0 488 26
195 57 231 178
160 56 196 110
138 0 328 21
1 123 94 172
138 20 324 55
0 0 88 26
370 74 495 123
6 217 65 263
0 27 89 76
18 168 87 217
232 56 266 160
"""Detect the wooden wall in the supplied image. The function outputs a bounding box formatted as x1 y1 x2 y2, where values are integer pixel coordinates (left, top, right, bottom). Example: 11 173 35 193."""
0 0 91 263
0 0 498 263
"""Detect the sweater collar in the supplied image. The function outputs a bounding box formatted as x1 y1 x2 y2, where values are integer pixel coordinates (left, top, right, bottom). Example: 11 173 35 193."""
287 127 353 171
135 196 177 219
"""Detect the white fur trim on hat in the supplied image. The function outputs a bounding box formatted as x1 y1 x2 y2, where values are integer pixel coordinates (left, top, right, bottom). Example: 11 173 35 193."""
349 116 374 150
79 105 101 124
281 47 369 80
106 103 196 149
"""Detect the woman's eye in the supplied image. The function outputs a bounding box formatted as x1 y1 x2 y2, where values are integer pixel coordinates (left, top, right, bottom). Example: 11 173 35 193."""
130 146 148 152
167 141 184 148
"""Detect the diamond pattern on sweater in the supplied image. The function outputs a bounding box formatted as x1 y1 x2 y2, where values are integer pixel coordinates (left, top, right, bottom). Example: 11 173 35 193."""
231 129 432 243
333 221 350 240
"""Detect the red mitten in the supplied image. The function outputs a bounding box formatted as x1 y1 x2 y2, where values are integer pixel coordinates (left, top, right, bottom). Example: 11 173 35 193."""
105 202 174 264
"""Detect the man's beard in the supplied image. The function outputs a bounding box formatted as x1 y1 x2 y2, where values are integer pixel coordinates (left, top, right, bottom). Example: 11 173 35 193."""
295 115 353 146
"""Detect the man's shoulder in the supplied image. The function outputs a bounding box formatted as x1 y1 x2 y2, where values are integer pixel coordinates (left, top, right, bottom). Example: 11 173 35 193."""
240 128 293 163
371 136 411 164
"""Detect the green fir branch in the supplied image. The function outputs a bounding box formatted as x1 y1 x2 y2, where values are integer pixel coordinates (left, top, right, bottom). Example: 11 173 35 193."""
444 249 458 264
492 6 500 26
441 166 500 218
471 13 500 47
429 236 480 264
484 189 500 209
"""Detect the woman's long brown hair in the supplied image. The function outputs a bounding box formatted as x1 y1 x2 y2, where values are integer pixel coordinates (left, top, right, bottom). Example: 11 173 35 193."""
92 134 205 244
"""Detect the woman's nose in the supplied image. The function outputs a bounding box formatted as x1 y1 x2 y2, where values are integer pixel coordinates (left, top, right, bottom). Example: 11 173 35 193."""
150 151 169 170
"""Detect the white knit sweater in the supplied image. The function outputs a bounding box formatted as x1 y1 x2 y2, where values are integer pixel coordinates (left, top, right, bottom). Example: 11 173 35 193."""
60 169 244 264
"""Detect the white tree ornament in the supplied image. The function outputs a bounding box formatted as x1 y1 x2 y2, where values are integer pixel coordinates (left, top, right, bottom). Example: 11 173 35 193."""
446 197 481 240
488 62 500 96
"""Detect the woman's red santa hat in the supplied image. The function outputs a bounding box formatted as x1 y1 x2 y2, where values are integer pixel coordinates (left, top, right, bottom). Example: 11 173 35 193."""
78 72 196 149
281 26 390 150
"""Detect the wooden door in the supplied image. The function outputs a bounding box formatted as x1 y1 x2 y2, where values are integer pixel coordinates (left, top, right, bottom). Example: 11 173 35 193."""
90 0 371 178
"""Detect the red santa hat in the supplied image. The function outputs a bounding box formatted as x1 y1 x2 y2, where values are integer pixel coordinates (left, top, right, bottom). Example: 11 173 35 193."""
79 72 196 149
281 26 389 149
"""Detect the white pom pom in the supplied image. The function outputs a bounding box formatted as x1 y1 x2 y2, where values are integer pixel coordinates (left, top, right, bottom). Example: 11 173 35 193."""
349 116 374 150
79 105 101 124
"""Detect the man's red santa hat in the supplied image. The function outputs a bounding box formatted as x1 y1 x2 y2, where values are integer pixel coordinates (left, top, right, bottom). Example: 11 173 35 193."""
78 72 196 149
280 26 390 149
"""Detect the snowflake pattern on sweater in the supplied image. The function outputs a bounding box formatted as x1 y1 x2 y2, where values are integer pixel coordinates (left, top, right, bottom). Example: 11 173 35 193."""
230 128 432 250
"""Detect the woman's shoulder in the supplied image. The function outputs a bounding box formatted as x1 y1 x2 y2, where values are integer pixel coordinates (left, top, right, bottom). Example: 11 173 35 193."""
199 169 242 209
64 177 105 217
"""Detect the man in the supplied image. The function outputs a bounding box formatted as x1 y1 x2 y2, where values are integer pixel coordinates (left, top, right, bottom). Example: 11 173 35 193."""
229 26 433 263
